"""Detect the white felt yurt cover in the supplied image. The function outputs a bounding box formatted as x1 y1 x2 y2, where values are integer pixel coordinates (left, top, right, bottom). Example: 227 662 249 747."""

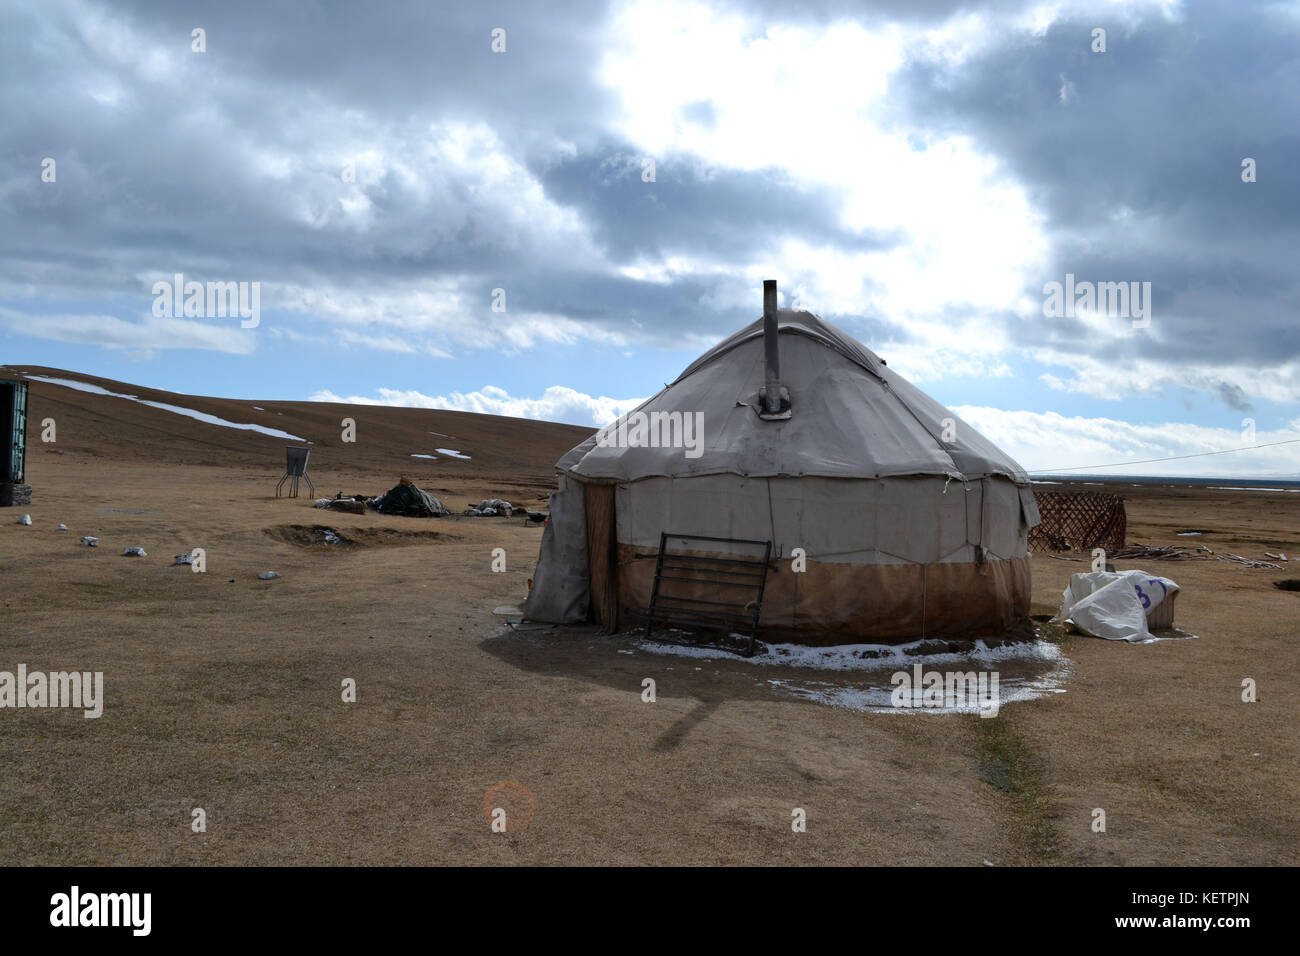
525 309 1040 635
558 310 1033 487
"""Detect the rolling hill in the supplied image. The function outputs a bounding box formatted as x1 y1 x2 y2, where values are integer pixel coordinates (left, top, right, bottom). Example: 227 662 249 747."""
2 364 594 498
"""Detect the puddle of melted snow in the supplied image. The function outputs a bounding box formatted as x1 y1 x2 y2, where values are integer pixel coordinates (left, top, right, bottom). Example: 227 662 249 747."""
766 669 1067 715
632 633 1073 715
1130 627 1199 645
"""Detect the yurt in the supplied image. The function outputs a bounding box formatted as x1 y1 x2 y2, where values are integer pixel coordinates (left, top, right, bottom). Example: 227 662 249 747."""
523 281 1040 648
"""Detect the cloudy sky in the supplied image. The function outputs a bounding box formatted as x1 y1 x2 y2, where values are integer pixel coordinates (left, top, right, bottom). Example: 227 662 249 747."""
2 0 1298 476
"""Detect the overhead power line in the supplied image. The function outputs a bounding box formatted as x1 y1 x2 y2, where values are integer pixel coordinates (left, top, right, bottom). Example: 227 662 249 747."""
1027 437 1300 474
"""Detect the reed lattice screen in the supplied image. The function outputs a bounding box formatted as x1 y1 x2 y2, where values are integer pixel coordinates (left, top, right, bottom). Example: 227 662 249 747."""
1029 491 1127 553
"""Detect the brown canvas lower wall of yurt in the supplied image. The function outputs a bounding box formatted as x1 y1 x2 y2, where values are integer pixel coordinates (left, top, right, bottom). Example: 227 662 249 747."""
616 545 1030 644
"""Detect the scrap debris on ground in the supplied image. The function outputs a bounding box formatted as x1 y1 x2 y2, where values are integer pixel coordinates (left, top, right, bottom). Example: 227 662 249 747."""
1217 551 1284 569
315 495 366 514
464 498 548 522
312 479 450 517
1113 541 1284 569
465 498 517 516
307 482 547 522
1112 543 1208 561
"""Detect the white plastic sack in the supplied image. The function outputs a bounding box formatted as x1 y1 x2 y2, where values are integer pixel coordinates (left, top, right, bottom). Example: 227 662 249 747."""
1052 569 1179 642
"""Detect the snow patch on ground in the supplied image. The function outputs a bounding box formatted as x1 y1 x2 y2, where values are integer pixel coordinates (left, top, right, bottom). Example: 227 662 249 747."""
765 671 1068 715
29 377 307 441
629 634 1071 714
634 635 1064 672
436 448 471 459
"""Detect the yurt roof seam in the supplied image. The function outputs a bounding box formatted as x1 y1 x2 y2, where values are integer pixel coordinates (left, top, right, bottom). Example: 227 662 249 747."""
671 315 886 386
878 374 964 477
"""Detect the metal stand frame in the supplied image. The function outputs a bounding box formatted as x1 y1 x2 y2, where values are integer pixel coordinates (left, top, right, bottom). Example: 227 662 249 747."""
275 446 315 498
645 532 772 657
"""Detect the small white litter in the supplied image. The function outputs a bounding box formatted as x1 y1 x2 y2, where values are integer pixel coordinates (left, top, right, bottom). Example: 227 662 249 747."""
81 536 99 547
174 553 197 565
258 571 280 580
18 514 31 525
322 529 341 544
58 523 68 531
122 546 148 557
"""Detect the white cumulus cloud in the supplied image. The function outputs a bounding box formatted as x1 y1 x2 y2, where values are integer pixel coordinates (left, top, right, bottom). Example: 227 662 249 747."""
309 384 645 427
953 405 1300 478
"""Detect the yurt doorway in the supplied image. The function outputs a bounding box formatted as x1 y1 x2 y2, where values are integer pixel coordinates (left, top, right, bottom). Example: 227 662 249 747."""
584 482 619 631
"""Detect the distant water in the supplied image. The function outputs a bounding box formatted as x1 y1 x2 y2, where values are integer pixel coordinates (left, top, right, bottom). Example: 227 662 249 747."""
1031 474 1300 491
